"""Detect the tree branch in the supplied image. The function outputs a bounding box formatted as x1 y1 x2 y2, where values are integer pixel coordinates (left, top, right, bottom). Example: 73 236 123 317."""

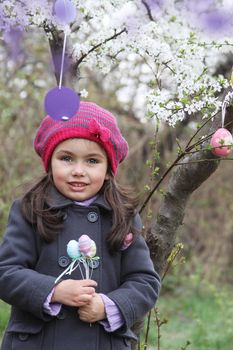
44 25 126 87
74 28 126 69
141 0 155 21
147 105 233 275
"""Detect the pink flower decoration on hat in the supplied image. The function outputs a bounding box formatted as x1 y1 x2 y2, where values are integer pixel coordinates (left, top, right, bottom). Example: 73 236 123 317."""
89 118 111 142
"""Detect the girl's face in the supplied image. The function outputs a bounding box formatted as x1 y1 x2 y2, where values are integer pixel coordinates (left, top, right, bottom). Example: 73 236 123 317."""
51 138 109 201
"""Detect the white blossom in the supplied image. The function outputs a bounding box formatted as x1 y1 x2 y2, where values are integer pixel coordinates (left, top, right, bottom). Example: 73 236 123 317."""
1 0 233 125
80 89 88 98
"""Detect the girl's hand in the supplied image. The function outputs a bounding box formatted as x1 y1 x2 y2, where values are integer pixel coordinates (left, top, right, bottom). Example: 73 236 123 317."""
78 293 106 323
52 279 97 307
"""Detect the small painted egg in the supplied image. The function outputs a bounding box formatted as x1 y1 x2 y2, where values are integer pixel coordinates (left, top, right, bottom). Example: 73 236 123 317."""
86 240 96 258
78 235 92 255
210 128 233 156
67 240 80 259
44 86 80 121
54 0 76 25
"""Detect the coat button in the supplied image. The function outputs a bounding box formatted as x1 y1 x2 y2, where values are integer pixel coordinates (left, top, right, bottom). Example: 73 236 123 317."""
87 212 98 223
87 259 100 269
18 333 29 341
58 256 70 268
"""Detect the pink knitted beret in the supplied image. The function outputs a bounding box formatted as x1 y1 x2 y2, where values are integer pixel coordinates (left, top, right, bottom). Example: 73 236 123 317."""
34 101 128 175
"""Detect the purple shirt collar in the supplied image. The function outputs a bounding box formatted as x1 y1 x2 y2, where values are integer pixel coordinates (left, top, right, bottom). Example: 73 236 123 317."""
73 195 98 207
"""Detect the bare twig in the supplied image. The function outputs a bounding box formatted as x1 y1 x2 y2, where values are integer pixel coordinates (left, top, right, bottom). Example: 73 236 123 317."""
141 0 155 21
181 340 191 350
161 243 184 281
75 28 126 68
154 308 168 350
139 152 185 214
143 310 151 350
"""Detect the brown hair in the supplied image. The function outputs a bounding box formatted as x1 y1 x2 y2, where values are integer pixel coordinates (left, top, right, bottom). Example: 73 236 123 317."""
21 172 139 253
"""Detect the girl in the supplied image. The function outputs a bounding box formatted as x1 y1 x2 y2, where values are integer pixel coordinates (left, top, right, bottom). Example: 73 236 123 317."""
0 101 161 350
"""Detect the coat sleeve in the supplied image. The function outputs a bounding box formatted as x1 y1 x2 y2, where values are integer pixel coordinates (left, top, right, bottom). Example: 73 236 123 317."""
0 200 56 320
107 214 161 330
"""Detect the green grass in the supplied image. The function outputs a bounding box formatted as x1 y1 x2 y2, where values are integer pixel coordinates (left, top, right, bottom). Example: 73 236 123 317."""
0 300 10 342
143 277 233 350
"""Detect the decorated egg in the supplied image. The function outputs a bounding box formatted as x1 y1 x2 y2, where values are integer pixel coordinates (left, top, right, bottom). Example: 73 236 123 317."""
44 86 80 121
210 128 233 156
86 240 96 258
78 235 92 255
67 240 80 259
54 0 77 25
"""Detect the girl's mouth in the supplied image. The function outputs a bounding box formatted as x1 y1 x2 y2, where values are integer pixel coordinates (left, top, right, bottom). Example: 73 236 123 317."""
68 182 87 187
68 182 88 191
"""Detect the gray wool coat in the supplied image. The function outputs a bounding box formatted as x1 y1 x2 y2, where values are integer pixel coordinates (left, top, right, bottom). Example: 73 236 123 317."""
0 187 161 350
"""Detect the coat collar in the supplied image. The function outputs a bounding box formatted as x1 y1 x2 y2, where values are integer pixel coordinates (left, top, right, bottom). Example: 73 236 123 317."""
46 186 112 211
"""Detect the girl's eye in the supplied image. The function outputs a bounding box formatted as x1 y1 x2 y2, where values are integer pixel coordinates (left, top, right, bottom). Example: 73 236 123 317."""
87 158 98 164
61 155 72 162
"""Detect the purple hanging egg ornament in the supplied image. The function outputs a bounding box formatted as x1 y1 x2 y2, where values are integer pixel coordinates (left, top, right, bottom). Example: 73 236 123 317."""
44 86 80 121
54 0 77 25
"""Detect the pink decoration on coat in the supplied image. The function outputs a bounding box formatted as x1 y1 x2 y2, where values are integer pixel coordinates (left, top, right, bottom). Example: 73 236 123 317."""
121 232 133 251
210 128 233 156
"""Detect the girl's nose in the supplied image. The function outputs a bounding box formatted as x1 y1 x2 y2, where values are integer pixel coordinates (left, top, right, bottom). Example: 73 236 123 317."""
71 164 86 176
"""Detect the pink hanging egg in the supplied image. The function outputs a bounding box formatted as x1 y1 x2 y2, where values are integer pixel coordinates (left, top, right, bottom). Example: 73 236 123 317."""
86 240 96 258
79 235 92 255
210 128 233 156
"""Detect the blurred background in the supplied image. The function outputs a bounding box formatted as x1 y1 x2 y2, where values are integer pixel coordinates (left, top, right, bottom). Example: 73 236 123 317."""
1 1 233 348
